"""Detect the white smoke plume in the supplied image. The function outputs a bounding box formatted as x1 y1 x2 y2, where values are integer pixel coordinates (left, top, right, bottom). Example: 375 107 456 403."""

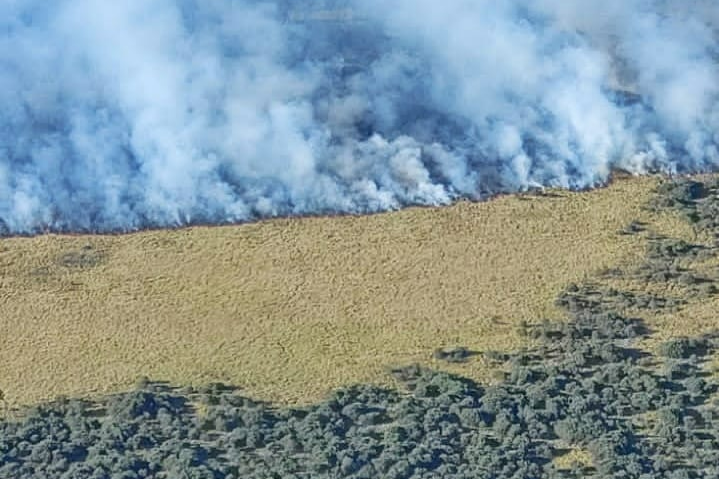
1 0 718 233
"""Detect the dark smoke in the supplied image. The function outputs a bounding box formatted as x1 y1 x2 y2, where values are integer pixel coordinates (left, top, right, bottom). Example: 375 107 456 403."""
1 0 718 234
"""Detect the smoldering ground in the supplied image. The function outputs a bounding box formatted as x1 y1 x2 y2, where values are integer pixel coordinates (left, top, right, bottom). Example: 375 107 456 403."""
1 0 718 233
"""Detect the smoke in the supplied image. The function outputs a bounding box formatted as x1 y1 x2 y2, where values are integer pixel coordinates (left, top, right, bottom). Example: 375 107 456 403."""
1 0 718 234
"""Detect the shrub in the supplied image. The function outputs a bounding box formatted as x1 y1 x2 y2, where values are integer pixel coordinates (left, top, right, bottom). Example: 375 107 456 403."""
658 337 708 359
433 346 474 363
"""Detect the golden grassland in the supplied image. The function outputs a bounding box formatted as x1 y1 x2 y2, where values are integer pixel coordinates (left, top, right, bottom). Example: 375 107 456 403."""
552 446 594 471
0 174 716 409
598 175 719 359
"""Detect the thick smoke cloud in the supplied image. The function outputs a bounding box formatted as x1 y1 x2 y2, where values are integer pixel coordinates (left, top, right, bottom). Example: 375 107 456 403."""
1 0 718 233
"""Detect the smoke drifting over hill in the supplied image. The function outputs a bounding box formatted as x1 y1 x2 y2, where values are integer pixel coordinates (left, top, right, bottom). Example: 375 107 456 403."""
1 1 718 233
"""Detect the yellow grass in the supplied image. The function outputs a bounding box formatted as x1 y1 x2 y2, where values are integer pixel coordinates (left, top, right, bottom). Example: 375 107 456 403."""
634 255 719 355
0 174 689 408
553 446 594 471
603 175 719 356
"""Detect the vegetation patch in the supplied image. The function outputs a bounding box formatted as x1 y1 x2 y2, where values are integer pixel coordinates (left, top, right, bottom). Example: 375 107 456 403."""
432 347 477 364
55 244 105 269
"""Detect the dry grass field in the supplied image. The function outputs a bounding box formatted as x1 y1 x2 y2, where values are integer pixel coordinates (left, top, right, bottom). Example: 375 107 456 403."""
0 174 716 409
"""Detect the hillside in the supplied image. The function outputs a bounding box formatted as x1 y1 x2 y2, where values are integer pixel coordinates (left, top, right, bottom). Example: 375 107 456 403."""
1 174 714 409
3 174 719 477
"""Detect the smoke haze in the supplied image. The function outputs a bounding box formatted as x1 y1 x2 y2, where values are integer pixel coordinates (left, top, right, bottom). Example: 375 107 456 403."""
1 0 718 233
